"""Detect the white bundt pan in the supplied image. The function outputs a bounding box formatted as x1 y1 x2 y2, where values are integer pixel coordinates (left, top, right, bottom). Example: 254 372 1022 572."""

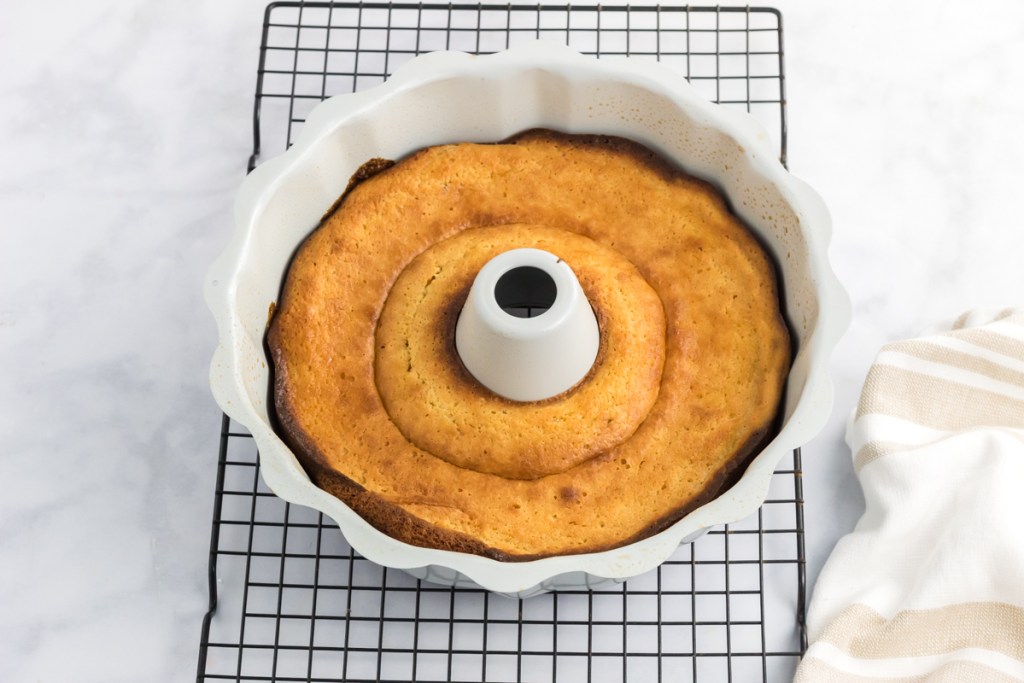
205 42 849 598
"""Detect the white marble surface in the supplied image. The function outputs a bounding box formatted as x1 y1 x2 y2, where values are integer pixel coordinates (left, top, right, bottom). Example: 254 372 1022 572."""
2 1 1023 680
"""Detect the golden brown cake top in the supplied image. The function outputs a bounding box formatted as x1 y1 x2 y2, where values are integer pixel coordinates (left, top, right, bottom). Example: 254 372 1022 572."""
267 129 790 559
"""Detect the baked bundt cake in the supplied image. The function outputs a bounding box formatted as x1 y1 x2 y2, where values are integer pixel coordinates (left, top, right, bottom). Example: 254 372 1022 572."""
266 130 790 559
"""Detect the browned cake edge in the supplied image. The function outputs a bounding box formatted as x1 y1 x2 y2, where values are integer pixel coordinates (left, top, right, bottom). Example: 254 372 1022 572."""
267 341 514 559
265 129 791 561
271 358 776 561
323 157 396 221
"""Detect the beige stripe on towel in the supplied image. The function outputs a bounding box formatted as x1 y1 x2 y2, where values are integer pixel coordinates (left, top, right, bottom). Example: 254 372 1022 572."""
950 308 1022 331
886 341 1024 388
852 440 914 473
817 603 1024 662
797 657 1023 683
856 365 1024 429
948 327 1024 360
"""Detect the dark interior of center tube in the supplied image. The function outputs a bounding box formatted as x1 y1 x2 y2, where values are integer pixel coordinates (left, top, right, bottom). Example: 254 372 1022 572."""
494 266 557 318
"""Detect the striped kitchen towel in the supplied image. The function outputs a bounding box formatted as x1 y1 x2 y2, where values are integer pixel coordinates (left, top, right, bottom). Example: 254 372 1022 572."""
795 308 1024 682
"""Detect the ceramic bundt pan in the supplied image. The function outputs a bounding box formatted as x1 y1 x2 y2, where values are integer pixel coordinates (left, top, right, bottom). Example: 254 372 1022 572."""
205 42 849 597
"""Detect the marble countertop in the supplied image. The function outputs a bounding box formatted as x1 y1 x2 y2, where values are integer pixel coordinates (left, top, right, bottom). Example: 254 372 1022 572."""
2 1 1022 680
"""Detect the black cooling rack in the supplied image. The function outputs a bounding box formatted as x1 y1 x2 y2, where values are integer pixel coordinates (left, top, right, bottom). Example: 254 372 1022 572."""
198 4 805 682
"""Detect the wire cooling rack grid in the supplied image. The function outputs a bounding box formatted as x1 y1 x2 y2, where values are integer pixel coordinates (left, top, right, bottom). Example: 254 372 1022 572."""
198 4 804 682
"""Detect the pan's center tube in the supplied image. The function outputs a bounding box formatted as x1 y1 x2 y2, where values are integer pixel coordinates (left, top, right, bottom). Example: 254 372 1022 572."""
454 248 600 402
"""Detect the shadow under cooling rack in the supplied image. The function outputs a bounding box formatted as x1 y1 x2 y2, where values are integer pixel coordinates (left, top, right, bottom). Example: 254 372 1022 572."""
198 4 804 682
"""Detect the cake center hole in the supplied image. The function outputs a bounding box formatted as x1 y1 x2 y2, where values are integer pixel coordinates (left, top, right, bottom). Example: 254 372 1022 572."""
494 266 557 319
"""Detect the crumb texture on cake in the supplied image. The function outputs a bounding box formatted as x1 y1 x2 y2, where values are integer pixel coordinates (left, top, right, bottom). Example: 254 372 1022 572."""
375 223 666 480
267 130 791 559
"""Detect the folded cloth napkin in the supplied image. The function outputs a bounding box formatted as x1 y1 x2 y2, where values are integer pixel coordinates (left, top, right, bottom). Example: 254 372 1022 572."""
795 308 1024 683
